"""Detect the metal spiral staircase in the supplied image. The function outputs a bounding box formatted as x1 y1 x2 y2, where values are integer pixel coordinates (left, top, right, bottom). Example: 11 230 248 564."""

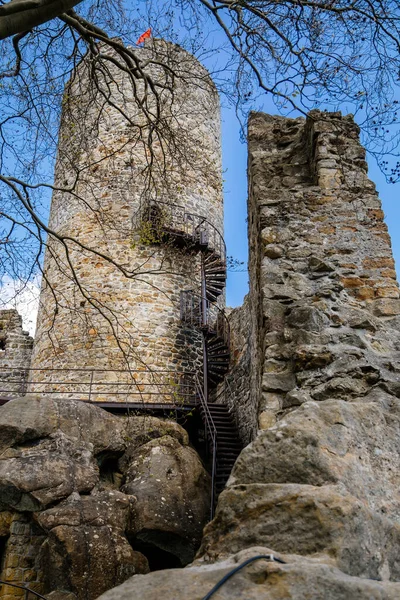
140 200 242 513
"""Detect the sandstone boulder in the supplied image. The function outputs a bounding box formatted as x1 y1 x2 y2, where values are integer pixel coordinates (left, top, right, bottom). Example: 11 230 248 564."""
0 430 98 511
96 546 400 600
228 398 400 520
0 396 125 454
198 483 400 581
37 492 147 599
122 435 211 567
0 397 211 598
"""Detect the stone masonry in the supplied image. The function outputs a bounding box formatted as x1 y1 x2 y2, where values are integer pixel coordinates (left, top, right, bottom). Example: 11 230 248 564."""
224 298 252 444
0 310 33 399
0 513 46 600
29 39 223 401
228 110 400 439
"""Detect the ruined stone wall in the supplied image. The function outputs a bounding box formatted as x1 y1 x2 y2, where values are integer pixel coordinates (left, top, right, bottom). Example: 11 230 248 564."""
196 111 400 586
0 513 45 600
247 110 400 429
0 310 33 399
225 298 253 444
30 40 223 400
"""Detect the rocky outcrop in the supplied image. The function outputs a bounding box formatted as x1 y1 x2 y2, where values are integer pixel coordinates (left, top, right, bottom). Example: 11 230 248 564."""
97 546 400 600
0 396 210 599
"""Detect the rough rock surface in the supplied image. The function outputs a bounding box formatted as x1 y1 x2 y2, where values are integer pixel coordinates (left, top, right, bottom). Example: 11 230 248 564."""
196 112 400 588
96 547 400 600
123 435 210 567
0 396 210 599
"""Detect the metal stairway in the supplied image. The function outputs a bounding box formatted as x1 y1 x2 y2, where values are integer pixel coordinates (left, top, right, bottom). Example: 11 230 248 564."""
203 250 227 302
180 290 230 388
139 199 242 513
201 402 242 495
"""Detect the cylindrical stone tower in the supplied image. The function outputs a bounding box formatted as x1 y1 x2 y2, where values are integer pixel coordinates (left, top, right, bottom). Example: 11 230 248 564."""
29 39 223 401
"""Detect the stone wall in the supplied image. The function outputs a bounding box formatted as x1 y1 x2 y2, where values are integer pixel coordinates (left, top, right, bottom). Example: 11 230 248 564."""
0 310 33 399
197 110 400 586
0 513 46 600
246 110 400 428
225 297 253 444
30 39 223 401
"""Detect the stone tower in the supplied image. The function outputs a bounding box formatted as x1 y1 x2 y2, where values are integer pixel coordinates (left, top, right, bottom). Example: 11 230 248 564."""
29 40 224 401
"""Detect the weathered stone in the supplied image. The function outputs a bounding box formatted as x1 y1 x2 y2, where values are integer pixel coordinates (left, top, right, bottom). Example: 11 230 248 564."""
199 484 400 580
0 396 125 454
258 410 276 429
308 256 335 273
40 525 148 600
293 345 334 370
286 307 329 332
262 370 296 393
264 245 284 259
0 431 98 511
228 400 400 519
373 299 400 316
98 547 400 600
122 435 211 566
118 416 188 472
36 490 133 532
0 396 209 596
282 389 310 408
311 376 370 400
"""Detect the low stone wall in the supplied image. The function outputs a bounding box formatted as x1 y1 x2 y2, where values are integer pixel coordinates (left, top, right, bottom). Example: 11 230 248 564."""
0 514 46 600
0 310 33 399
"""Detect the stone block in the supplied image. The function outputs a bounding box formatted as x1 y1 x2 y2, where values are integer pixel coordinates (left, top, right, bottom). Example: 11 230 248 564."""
373 299 400 316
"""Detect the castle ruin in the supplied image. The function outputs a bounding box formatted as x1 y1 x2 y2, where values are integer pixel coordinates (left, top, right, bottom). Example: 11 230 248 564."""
1 41 400 600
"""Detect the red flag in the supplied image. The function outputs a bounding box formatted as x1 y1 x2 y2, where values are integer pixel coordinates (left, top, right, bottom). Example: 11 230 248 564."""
136 29 151 45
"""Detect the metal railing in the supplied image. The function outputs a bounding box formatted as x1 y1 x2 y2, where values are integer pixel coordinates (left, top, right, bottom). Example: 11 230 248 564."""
135 199 226 264
195 373 217 520
180 291 230 348
0 580 47 600
0 367 196 404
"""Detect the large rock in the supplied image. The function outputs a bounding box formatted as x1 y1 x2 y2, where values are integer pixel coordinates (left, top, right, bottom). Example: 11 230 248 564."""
96 547 400 600
122 435 211 566
37 492 149 600
198 484 400 581
228 398 400 519
0 397 211 598
0 396 125 511
0 430 98 511
0 396 125 454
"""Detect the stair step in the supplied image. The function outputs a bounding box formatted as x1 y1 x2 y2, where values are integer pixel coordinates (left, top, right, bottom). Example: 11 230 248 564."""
205 273 226 280
207 350 230 358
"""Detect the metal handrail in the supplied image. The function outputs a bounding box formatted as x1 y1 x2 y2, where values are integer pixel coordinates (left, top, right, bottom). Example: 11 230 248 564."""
135 199 226 264
180 291 230 348
0 580 47 599
194 373 217 520
0 367 196 404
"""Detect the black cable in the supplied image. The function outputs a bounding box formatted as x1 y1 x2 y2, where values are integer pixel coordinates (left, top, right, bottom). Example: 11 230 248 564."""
201 554 287 600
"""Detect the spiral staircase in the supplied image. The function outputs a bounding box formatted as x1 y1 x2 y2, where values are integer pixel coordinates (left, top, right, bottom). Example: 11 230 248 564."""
141 200 242 512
